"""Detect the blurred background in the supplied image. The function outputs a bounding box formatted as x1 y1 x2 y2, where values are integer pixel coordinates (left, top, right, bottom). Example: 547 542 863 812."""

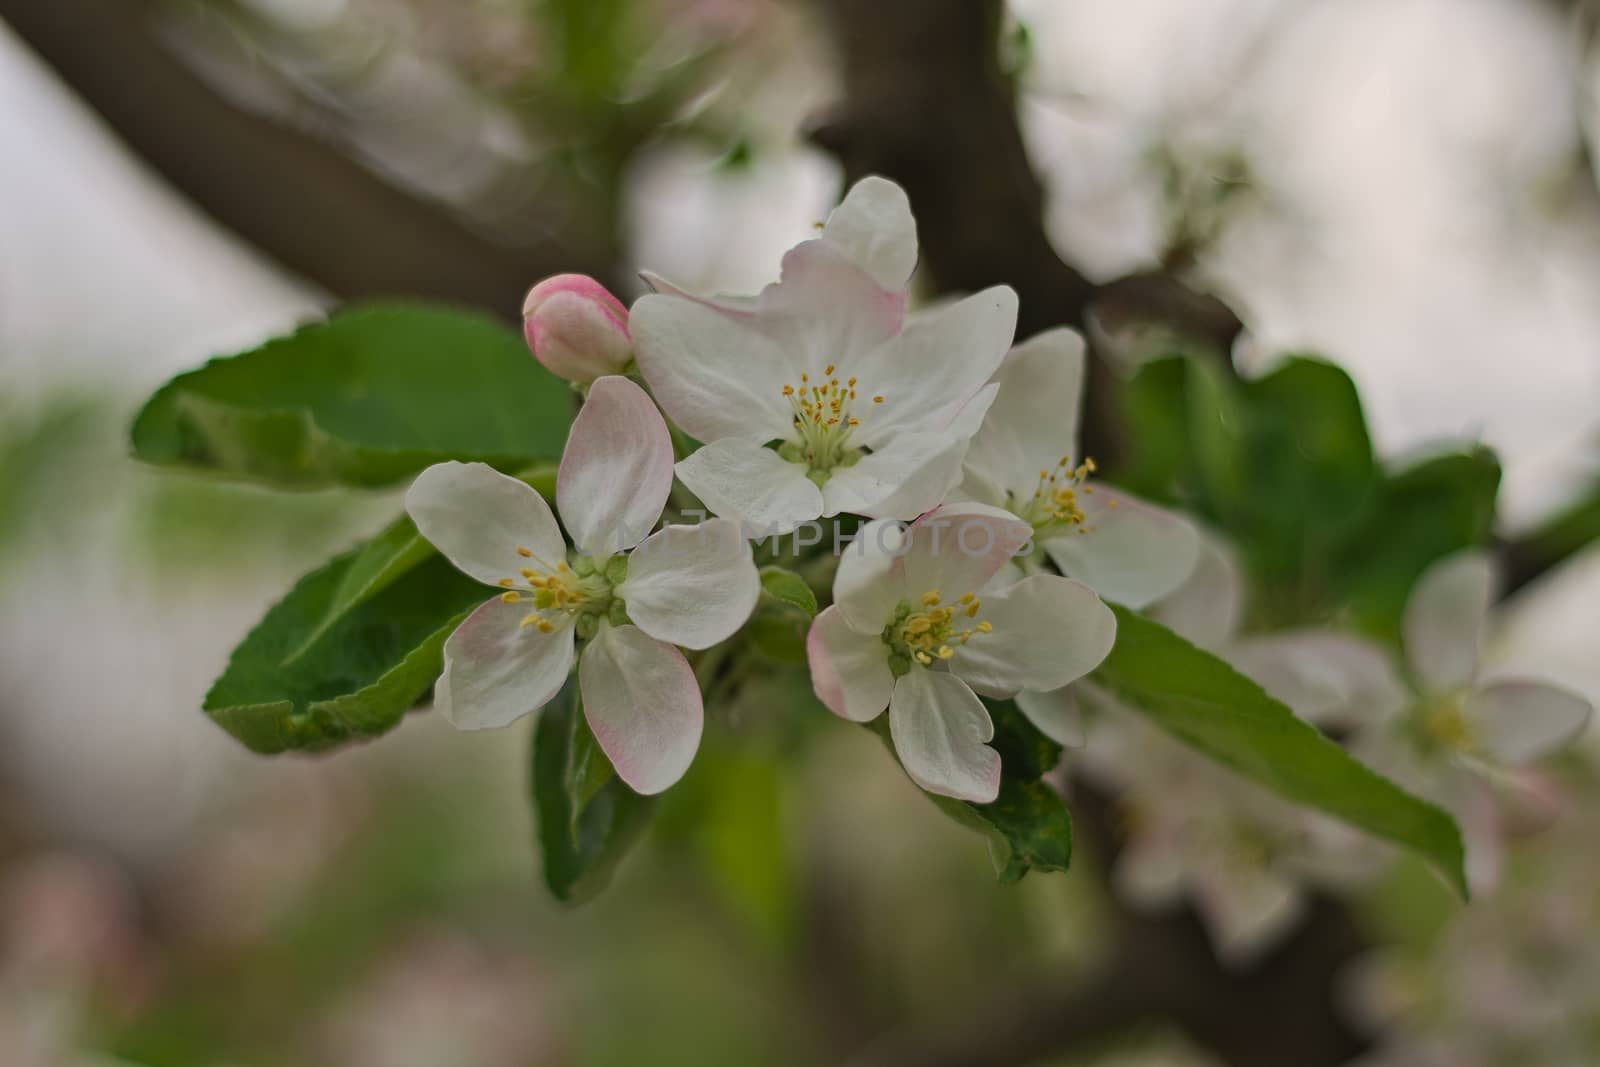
1 1 1598 1065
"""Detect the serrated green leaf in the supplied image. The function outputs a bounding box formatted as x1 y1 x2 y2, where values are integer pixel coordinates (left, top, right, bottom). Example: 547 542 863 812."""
531 684 654 903
758 565 818 616
204 546 487 753
131 303 574 488
1092 604 1468 896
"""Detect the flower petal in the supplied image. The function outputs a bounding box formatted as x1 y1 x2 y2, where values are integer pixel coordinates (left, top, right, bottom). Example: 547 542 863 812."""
955 575 1116 698
1014 685 1086 748
889 669 1001 803
620 518 760 650
579 624 702 795
1225 630 1408 729
1148 533 1243 651
807 606 895 722
1042 488 1200 609
762 239 907 371
894 503 1034 606
853 287 1019 447
822 433 964 521
834 518 910 633
1462 681 1592 766
436 597 575 730
557 376 673 556
961 327 1086 500
406 461 566 588
820 175 918 290
630 292 793 442
675 439 824 535
1403 550 1496 691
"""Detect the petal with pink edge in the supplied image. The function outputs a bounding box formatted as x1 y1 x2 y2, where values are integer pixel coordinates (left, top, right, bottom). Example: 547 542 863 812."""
558 376 674 557
436 597 575 730
621 519 761 650
580 624 702 795
807 606 895 722
889 669 1001 803
892 503 1033 607
406 461 566 588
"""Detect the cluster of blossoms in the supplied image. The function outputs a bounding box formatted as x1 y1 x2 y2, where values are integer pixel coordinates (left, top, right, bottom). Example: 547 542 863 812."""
414 176 1199 801
413 174 1592 871
1077 535 1592 959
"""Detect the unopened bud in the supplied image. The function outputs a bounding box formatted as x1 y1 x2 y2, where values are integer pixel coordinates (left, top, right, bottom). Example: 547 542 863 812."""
522 274 632 383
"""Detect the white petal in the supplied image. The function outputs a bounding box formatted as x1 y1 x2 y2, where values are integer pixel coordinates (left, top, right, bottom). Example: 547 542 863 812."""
1225 630 1408 729
1404 550 1496 691
675 438 823 535
895 503 1034 606
833 518 911 633
1042 488 1200 608
1193 866 1306 967
630 292 793 442
888 669 1001 803
961 327 1086 499
853 287 1019 447
557 376 673 556
1014 685 1086 748
406 461 566 588
1149 532 1243 650
620 519 760 650
1462 681 1592 766
955 575 1116 698
436 597 575 730
806 606 895 722
760 239 908 372
579 624 702 795
821 175 918 290
821 432 965 522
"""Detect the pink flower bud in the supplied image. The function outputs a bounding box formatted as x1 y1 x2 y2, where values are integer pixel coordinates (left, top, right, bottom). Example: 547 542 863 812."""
522 274 633 383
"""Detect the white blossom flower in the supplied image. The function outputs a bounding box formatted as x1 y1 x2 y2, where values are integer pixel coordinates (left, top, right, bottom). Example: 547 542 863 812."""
405 376 761 794
1335 550 1593 891
1077 706 1381 966
805 504 1115 802
955 327 1201 746
630 176 1018 535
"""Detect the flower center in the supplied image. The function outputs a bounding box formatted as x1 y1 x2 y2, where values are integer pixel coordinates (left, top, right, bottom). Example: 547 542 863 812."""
496 547 628 636
776 366 883 483
1411 690 1476 756
1011 455 1103 539
881 589 993 675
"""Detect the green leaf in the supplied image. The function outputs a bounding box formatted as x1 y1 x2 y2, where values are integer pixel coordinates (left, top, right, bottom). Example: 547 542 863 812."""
869 702 1073 883
1092 605 1468 896
131 303 575 488
531 684 654 903
204 545 487 754
1330 447 1501 641
758 565 818 617
746 611 810 665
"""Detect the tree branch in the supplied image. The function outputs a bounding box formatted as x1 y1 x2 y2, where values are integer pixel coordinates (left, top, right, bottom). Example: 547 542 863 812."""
808 0 1243 461
1 0 606 316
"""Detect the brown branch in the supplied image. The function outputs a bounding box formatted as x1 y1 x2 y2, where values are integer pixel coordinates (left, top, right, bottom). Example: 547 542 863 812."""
0 0 606 316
